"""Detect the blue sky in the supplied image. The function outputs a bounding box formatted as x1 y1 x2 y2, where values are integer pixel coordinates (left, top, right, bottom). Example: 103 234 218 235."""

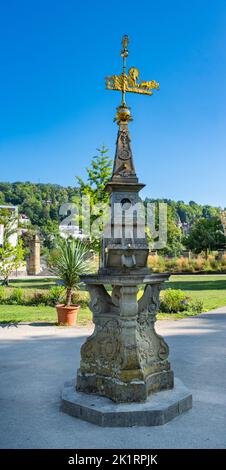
0 0 225 207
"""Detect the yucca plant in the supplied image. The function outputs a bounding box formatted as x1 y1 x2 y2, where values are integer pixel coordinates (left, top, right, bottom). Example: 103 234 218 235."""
52 238 90 306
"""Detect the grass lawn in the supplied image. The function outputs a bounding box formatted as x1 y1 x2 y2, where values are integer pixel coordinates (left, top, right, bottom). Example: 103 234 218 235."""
9 278 57 291
165 275 226 312
0 304 92 326
0 275 226 325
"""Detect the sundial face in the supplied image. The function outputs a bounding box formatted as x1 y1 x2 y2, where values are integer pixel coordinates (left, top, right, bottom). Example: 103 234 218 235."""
119 149 130 160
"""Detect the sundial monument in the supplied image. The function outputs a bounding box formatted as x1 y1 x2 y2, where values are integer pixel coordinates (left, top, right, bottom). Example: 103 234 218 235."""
62 36 192 426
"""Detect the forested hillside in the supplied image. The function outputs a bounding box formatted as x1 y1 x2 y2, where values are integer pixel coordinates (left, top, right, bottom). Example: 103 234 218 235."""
0 182 223 249
0 182 77 245
145 198 222 224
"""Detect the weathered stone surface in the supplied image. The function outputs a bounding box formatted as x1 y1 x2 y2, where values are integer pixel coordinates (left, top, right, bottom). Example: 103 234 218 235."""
76 276 174 403
62 378 192 427
62 105 192 423
108 123 138 184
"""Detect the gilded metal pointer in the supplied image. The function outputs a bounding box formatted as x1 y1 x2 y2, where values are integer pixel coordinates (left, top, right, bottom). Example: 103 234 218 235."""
105 35 159 109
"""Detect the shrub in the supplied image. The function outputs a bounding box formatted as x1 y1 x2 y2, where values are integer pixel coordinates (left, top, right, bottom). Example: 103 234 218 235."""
150 254 218 273
168 256 193 272
0 286 6 304
160 289 190 313
51 238 90 306
188 259 197 272
47 247 61 269
165 258 178 272
221 254 226 266
149 253 226 273
207 255 219 270
202 260 213 272
190 299 204 314
193 256 205 272
71 290 89 307
148 255 159 271
157 256 167 272
9 288 25 305
27 291 49 306
175 257 191 272
148 255 166 272
48 286 65 306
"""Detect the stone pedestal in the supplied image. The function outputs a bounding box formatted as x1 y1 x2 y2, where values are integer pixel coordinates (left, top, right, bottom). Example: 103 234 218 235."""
27 234 40 275
60 91 192 425
62 378 192 427
62 274 192 427
76 273 173 403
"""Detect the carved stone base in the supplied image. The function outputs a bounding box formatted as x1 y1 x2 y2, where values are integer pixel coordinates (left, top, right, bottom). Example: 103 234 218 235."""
76 274 174 403
77 369 174 403
62 378 192 427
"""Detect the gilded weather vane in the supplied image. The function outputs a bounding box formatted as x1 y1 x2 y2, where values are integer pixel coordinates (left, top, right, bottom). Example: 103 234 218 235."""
105 35 159 115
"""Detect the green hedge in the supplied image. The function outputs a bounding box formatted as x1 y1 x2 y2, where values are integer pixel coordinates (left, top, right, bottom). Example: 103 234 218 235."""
148 254 226 273
0 286 89 307
160 289 203 314
0 285 203 314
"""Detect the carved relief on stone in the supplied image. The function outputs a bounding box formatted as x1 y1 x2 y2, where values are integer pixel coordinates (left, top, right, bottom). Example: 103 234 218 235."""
87 284 119 317
118 128 131 161
80 284 141 377
138 284 160 320
114 127 134 177
136 319 155 366
79 280 171 390
79 284 122 375
115 163 134 178
80 318 122 375
112 123 137 181
137 284 169 362
111 286 122 307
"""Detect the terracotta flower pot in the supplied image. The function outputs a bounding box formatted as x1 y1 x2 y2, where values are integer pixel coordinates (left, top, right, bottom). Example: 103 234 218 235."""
56 304 80 326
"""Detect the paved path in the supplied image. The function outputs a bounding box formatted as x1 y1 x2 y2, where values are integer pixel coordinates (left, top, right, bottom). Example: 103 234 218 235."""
0 308 226 449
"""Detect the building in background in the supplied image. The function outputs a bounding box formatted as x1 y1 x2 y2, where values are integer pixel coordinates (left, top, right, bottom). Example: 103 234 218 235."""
59 224 87 240
0 205 18 247
0 205 37 277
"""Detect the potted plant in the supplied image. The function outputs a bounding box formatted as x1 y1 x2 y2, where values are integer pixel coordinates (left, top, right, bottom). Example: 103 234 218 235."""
52 237 90 326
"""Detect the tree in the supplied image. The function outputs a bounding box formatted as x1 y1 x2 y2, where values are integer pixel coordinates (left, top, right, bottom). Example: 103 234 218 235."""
145 201 184 256
0 180 224 256
160 206 183 256
0 208 17 241
76 145 112 205
75 146 113 252
0 182 78 249
183 217 225 258
0 239 25 285
0 192 5 204
0 209 25 285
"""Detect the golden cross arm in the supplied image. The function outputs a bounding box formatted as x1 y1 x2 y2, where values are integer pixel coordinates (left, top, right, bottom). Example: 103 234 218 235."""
105 67 159 97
